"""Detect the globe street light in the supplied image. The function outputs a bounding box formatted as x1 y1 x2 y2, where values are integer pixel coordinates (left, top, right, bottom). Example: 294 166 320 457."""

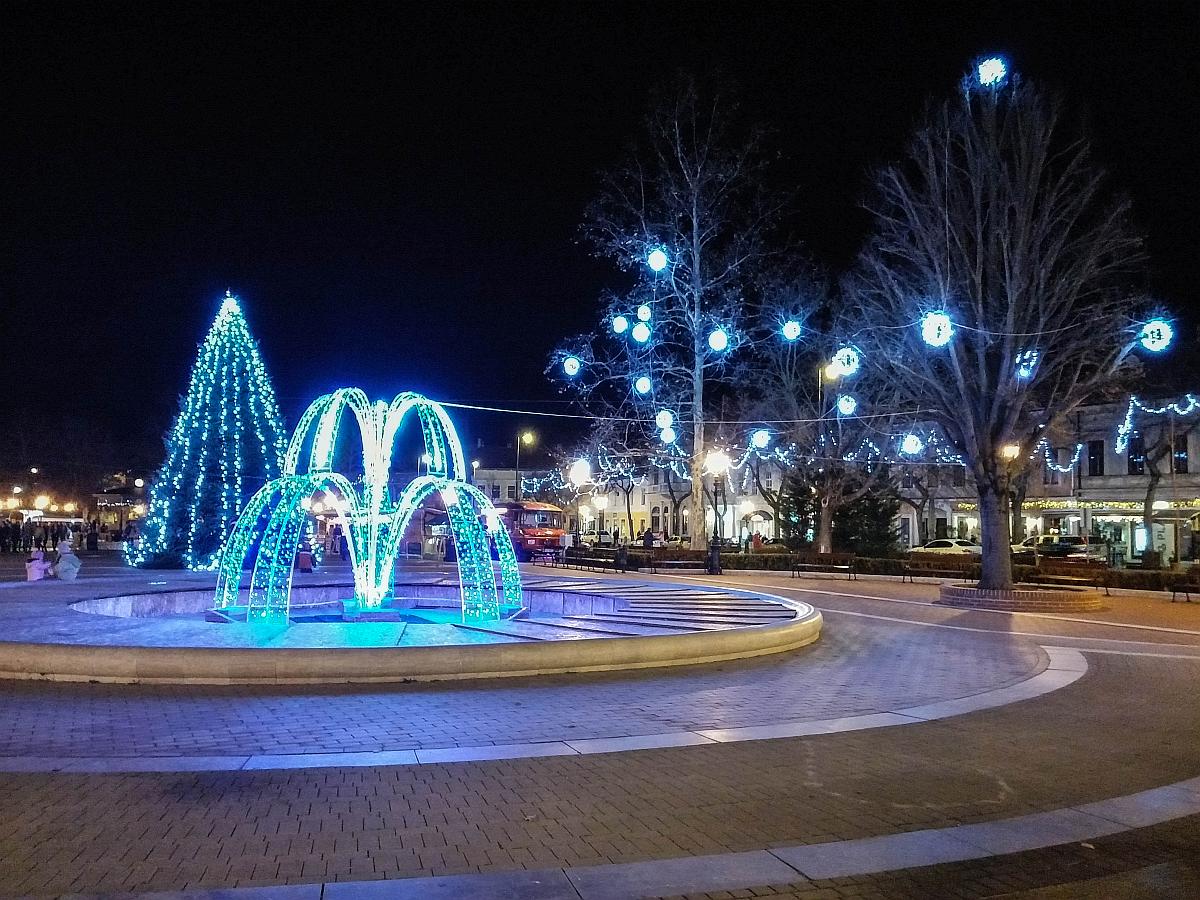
515 430 536 500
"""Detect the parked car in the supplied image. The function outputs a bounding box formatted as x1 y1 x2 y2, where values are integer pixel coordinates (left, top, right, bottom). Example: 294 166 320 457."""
578 529 614 547
1013 534 1107 560
909 539 983 555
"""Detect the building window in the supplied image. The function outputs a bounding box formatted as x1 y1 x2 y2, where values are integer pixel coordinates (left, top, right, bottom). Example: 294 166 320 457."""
652 468 660 486
1127 434 1145 476
1175 435 1189 474
901 469 913 489
765 471 774 491
507 485 516 499
1043 450 1060 486
952 466 966 487
1087 441 1104 477
491 484 500 500
651 506 661 530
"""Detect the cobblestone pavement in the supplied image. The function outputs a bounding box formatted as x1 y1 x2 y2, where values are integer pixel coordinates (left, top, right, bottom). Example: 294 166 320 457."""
0 568 1198 897
0 613 1041 758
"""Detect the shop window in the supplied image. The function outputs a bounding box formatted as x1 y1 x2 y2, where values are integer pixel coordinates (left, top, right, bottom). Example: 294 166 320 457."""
1175 435 1189 474
1087 440 1104 477
1127 434 1145 476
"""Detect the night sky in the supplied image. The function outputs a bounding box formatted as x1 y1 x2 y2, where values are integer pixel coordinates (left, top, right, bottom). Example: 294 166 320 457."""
3 1 1197 467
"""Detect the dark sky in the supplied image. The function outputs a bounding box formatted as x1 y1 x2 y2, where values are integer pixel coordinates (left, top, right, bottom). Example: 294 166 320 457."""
3 1 1197 463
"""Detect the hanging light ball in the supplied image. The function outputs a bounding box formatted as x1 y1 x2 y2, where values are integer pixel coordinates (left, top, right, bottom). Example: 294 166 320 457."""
708 328 730 352
634 375 652 395
655 410 674 429
1014 349 1039 379
920 311 955 347
631 322 652 343
636 304 652 322
750 429 771 450
836 394 858 416
831 347 860 377
568 458 592 487
612 315 629 335
562 356 581 377
660 426 677 444
647 248 669 272
781 320 802 341
900 433 925 455
1139 318 1174 353
976 56 1008 87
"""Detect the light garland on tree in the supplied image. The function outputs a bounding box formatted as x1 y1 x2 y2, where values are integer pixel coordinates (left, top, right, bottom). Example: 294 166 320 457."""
126 293 288 570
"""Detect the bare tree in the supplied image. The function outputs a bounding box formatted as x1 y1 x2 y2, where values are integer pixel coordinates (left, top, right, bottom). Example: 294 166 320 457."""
559 77 786 549
847 66 1150 589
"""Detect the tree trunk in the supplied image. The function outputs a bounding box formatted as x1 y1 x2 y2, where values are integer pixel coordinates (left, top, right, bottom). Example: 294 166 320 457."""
1010 484 1027 544
977 487 1013 590
689 352 707 549
624 489 635 543
815 501 834 554
1142 470 1161 537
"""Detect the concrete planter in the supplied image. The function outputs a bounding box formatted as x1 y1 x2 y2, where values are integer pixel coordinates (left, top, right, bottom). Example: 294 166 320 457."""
937 583 1104 612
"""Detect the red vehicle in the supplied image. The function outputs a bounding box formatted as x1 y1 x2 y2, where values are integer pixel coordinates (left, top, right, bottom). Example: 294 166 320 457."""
492 501 565 560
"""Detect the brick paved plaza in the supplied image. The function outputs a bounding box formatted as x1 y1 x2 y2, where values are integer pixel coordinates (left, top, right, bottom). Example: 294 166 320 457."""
0 562 1198 897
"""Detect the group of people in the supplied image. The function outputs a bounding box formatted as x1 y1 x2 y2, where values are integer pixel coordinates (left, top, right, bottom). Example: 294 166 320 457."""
0 519 78 554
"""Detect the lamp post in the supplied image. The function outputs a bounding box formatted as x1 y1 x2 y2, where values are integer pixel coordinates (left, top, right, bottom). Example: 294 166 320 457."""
705 450 731 575
471 459 480 484
514 430 535 500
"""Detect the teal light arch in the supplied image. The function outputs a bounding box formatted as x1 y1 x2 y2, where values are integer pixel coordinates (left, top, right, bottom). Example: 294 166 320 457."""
214 390 521 623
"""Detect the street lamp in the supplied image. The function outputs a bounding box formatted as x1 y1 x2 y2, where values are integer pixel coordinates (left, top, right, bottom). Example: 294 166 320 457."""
515 430 536 500
1001 444 1021 461
471 460 480 483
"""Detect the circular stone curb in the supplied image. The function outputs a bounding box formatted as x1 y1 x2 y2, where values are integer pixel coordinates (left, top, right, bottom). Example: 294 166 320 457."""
0 581 822 685
937 582 1103 612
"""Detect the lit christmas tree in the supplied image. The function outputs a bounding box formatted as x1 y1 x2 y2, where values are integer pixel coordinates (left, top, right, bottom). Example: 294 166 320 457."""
127 292 288 570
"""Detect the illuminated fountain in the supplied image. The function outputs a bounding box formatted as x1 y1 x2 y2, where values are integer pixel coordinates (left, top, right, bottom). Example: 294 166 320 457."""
214 389 521 624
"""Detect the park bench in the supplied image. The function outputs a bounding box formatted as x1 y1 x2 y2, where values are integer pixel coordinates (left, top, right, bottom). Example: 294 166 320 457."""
1029 559 1111 595
1170 569 1200 602
563 547 650 573
791 551 856 580
902 552 977 583
530 547 565 566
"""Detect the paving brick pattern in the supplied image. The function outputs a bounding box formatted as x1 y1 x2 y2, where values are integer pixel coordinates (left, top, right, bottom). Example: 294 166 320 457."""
0 615 1041 757
0 654 1197 895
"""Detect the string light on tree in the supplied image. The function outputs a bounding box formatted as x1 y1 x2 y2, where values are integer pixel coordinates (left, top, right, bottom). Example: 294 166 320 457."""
707 328 730 352
836 394 858 416
562 355 581 377
126 292 288 570
781 319 802 341
631 322 651 343
646 248 669 272
920 311 955 347
1139 318 1174 353
900 433 925 455
612 315 629 335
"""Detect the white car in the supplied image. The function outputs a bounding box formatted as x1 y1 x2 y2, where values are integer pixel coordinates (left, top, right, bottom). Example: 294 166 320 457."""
910 539 982 555
579 529 613 547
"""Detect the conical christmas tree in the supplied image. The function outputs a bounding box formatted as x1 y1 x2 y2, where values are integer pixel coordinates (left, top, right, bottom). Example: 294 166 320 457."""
127 291 288 569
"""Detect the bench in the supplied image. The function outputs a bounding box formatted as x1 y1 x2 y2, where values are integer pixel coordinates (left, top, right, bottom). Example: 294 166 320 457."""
562 548 650 573
1030 559 1111 596
791 551 856 580
1171 571 1200 602
530 547 565 566
902 553 977 583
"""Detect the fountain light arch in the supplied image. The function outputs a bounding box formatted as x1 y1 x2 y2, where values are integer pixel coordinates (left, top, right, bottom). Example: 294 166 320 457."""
214 391 521 623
